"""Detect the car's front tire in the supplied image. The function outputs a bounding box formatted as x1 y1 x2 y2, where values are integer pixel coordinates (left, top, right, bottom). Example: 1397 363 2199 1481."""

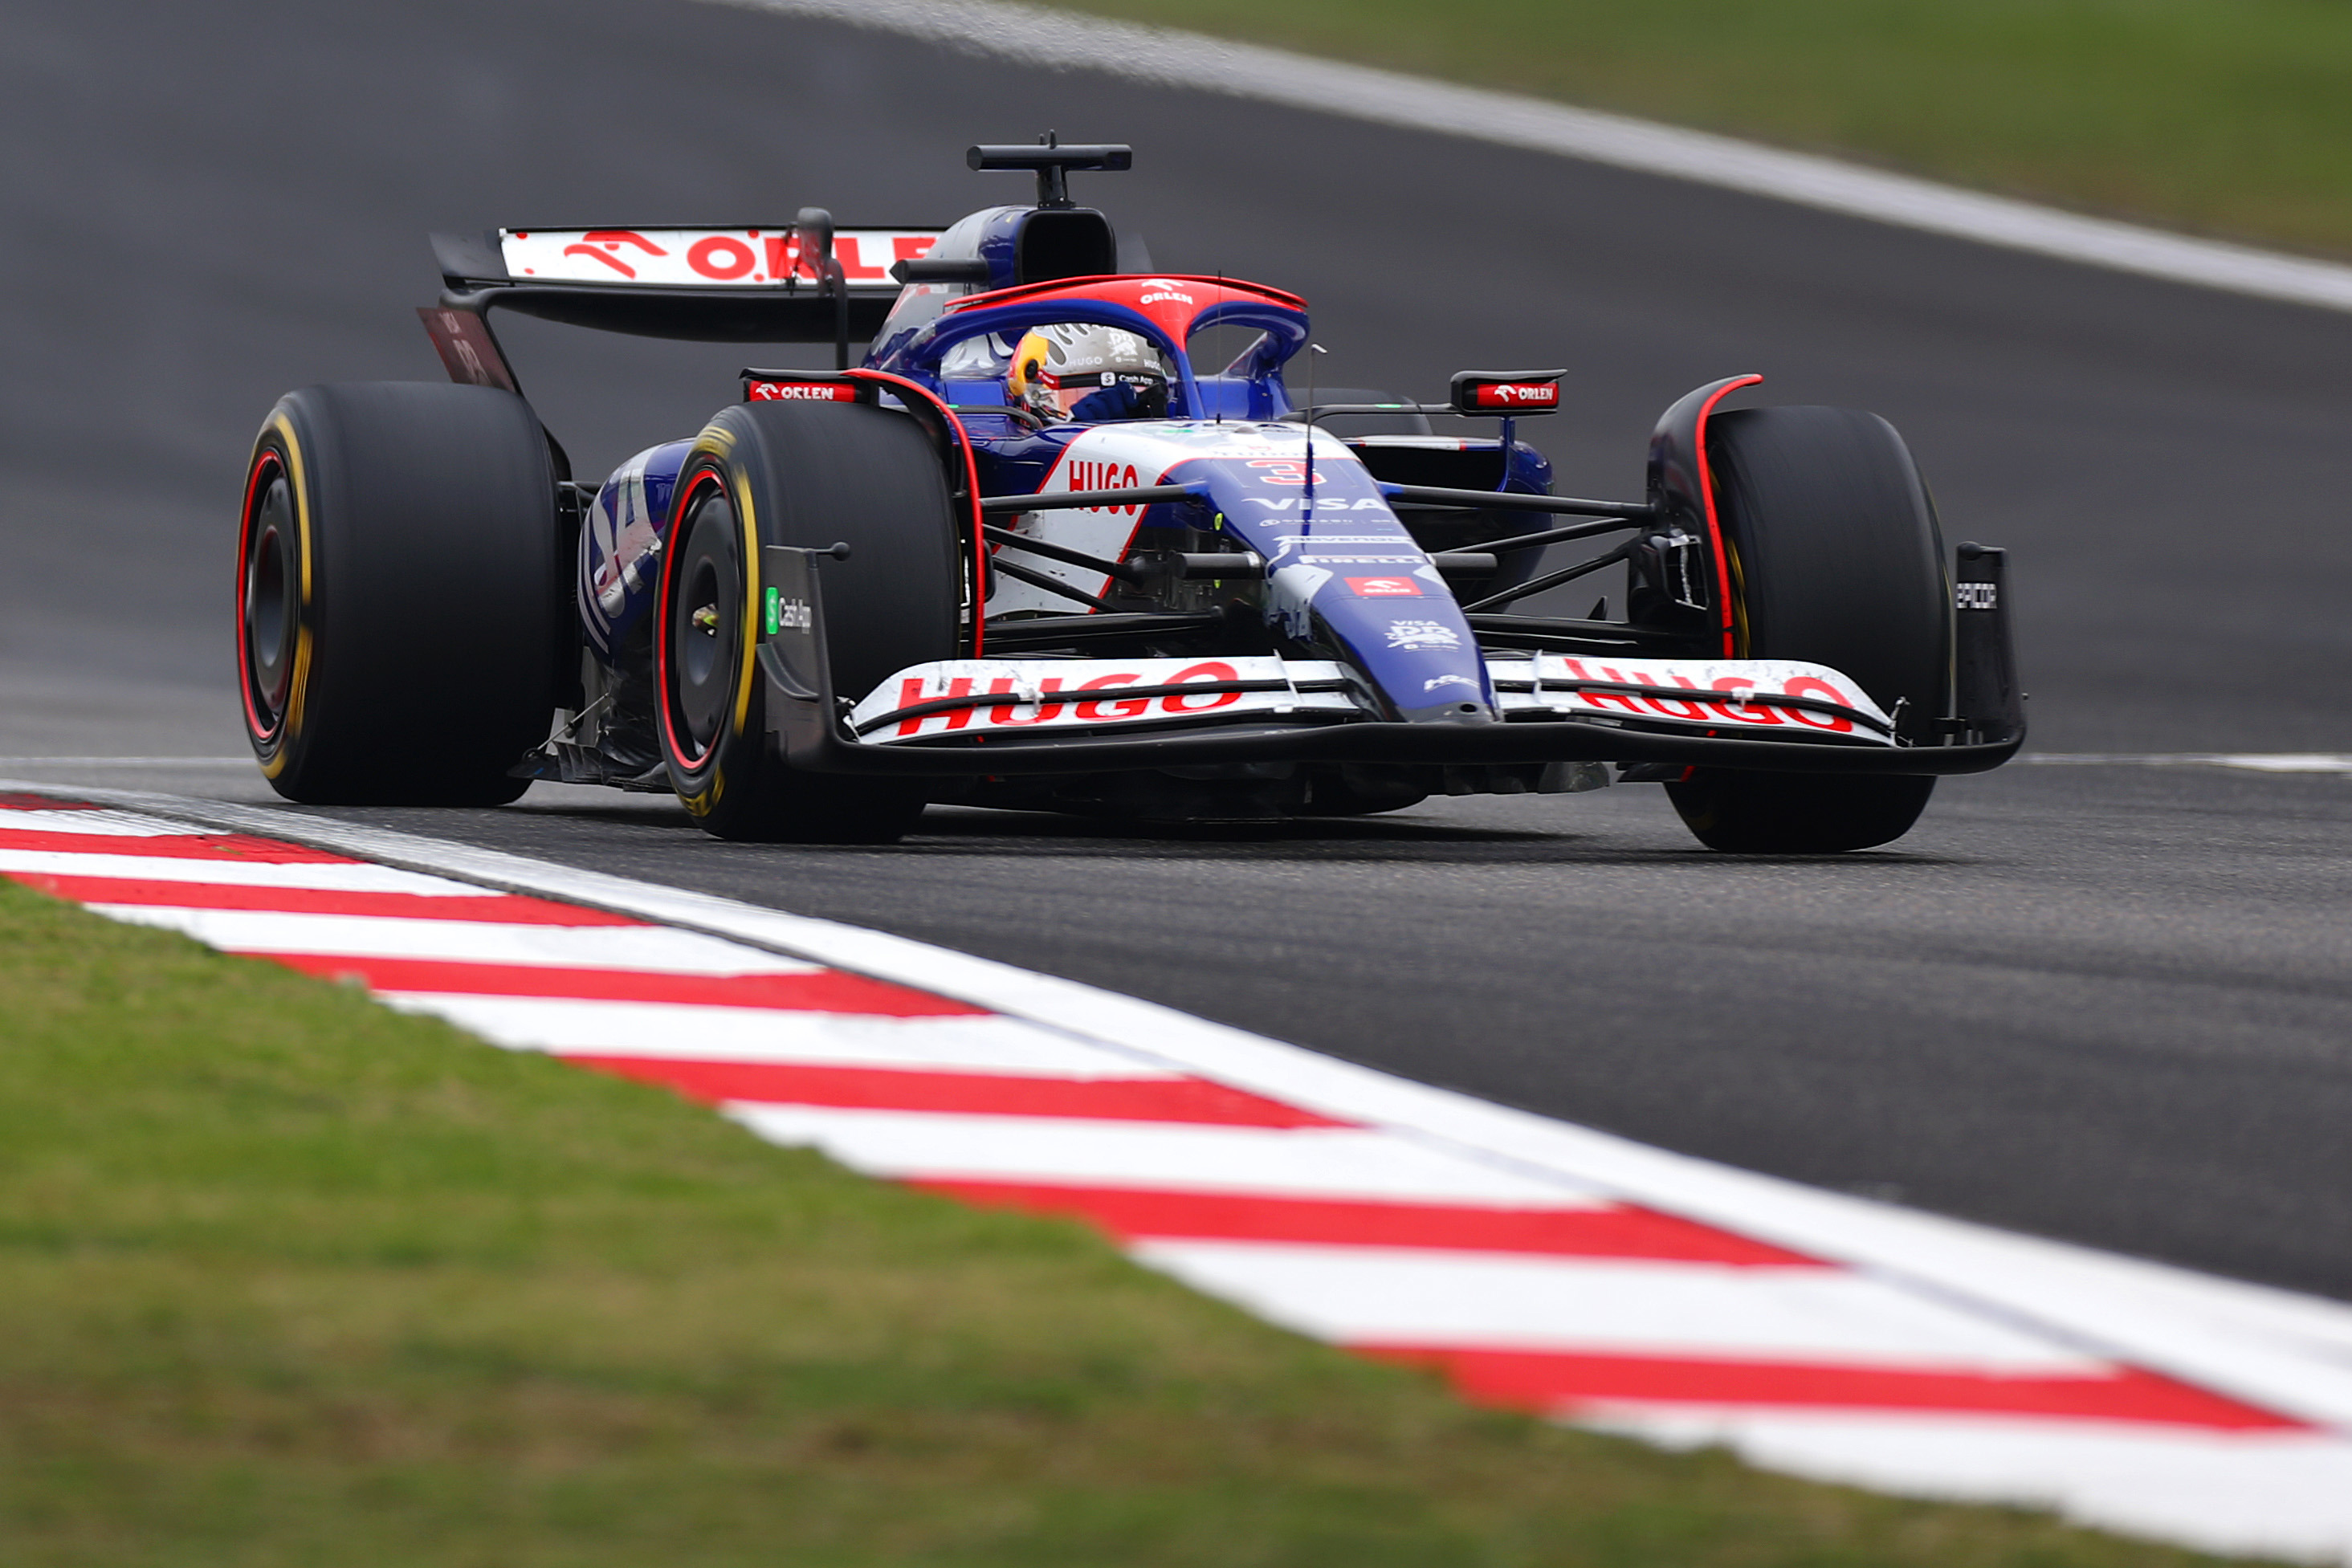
1664 405 1950 853
655 400 962 844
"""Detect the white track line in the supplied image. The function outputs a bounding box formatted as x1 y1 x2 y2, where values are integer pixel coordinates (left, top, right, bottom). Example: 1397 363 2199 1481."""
1587 1415 2352 1550
728 1106 1607 1204
1133 1241 2106 1370
383 993 1180 1077
709 0 2352 316
14 784 2352 1561
0 850 488 891
83 905 824 975
0 807 240 837
2020 753 2352 774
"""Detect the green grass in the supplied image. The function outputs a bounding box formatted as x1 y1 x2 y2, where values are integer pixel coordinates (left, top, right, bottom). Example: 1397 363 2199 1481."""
1047 0 2352 258
0 877 2250 1566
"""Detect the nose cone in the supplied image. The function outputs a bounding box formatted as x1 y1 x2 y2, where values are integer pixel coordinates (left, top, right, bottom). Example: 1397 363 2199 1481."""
1311 589 1496 722
1185 429 1498 719
1392 695 1502 725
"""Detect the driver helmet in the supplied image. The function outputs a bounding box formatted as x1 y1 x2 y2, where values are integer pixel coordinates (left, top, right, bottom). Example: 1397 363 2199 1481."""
1008 323 1171 422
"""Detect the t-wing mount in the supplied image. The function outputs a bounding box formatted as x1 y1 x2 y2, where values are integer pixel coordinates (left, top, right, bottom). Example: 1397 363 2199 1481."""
968 136 1132 210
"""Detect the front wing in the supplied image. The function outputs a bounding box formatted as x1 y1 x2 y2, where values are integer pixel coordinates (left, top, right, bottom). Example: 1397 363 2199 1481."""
758 546 2025 778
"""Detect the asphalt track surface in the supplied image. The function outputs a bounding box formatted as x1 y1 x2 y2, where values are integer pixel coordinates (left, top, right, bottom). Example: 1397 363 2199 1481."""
5 0 2350 1300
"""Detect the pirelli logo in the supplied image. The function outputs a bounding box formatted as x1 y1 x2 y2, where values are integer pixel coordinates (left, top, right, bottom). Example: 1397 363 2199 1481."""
1955 582 1999 611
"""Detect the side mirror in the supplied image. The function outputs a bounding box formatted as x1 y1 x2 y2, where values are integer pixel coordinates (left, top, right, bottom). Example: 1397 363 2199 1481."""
1449 369 1566 417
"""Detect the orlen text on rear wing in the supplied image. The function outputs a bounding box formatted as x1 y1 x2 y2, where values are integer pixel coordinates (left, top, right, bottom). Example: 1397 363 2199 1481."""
422 213 940 389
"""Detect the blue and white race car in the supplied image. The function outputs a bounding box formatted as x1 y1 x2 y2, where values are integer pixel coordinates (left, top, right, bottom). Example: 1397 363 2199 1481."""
236 139 2020 849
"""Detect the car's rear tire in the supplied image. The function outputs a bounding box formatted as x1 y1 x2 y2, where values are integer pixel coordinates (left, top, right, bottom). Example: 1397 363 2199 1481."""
656 401 961 844
1665 405 1950 853
236 382 561 805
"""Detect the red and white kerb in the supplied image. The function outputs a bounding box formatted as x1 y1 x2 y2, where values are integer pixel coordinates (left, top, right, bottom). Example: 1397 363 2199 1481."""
6 791 2348 1560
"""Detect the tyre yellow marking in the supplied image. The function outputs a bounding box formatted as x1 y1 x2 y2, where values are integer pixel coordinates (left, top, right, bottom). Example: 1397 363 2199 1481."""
262 412 316 775
729 467 760 739
1723 537 1751 658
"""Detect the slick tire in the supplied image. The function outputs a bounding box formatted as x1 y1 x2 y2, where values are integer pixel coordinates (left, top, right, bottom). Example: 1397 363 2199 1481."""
237 382 561 805
656 401 960 845
1665 405 1949 853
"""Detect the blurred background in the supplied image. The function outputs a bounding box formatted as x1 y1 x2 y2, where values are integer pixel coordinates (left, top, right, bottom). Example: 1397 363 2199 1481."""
1059 0 2352 255
5 0 2350 760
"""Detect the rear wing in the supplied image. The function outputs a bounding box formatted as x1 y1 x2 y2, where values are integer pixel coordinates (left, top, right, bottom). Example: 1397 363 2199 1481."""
429 218 940 344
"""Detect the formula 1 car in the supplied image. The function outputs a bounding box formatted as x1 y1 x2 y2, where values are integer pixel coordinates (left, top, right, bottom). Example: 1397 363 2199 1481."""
236 139 2021 850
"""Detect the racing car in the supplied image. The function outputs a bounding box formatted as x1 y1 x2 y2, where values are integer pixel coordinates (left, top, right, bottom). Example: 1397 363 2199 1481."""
235 138 2021 850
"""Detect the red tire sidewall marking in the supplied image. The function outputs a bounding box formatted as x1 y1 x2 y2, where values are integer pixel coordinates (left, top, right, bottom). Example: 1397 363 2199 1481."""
1694 373 1765 658
236 445 288 745
654 464 728 776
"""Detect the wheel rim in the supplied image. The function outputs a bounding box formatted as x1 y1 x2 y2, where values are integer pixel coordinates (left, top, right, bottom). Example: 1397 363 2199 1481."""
666 485 742 761
241 467 300 732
